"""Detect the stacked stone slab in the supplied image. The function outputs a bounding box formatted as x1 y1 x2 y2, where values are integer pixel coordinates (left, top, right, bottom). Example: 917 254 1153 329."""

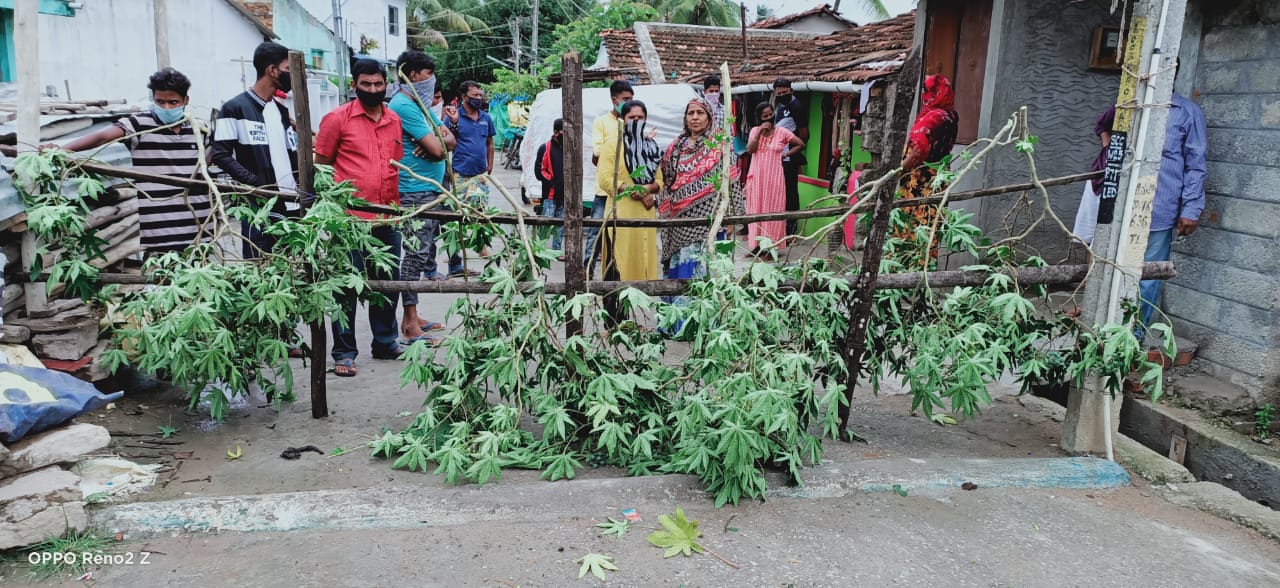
0 423 110 550
0 189 139 381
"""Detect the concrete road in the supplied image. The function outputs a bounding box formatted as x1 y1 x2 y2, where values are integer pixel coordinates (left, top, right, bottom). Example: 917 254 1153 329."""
17 481 1280 587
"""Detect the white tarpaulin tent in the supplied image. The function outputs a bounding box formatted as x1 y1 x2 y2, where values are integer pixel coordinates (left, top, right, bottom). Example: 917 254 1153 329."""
520 84 700 200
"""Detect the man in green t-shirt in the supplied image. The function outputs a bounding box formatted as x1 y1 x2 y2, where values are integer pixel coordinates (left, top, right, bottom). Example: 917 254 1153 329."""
389 50 456 342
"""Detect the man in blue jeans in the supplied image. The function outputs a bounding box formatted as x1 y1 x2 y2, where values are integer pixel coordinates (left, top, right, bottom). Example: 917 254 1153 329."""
536 118 566 256
1138 92 1207 339
314 59 405 376
390 49 455 342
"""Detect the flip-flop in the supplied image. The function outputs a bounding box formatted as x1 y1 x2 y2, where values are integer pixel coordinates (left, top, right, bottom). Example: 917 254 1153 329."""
398 334 438 347
424 272 447 282
334 358 357 377
420 320 445 331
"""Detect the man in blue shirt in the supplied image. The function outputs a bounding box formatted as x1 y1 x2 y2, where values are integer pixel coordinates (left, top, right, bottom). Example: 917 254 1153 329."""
390 50 456 342
1139 92 1207 331
445 80 496 264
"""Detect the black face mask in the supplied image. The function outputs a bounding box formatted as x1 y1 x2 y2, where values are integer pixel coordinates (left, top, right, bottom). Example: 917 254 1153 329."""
356 88 386 108
276 69 292 94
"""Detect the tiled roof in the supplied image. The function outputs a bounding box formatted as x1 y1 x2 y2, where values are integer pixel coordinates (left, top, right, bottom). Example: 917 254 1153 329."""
240 1 274 30
597 29 646 78
598 24 817 84
729 11 916 86
225 0 277 39
646 24 816 82
749 3 857 30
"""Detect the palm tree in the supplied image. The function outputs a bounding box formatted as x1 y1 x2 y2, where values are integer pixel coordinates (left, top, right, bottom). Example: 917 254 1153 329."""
407 0 489 49
655 0 740 27
833 0 893 21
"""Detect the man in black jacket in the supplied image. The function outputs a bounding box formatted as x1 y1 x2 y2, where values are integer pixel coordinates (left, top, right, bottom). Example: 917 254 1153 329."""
535 119 565 258
211 41 299 259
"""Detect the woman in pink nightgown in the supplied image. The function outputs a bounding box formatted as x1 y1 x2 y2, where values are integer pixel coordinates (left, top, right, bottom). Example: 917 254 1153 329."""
745 101 806 257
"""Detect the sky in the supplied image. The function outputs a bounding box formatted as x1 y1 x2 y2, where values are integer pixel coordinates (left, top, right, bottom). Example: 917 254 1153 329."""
746 0 919 25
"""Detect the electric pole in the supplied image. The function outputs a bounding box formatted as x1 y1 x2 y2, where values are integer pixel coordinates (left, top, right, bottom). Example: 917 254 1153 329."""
332 0 345 93
154 0 170 69
510 18 523 74
531 0 540 75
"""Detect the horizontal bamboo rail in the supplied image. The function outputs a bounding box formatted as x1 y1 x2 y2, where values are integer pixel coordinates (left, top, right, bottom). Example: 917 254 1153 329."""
68 160 1101 230
44 261 1174 296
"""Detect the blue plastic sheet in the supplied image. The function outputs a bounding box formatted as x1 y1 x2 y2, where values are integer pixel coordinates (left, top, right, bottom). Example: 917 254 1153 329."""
0 364 123 443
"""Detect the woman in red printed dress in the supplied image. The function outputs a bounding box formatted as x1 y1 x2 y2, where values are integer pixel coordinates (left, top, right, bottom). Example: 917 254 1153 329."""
896 74 960 266
745 102 805 257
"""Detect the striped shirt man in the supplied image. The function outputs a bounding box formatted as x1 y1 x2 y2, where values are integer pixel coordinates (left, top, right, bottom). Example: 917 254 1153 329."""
116 112 213 252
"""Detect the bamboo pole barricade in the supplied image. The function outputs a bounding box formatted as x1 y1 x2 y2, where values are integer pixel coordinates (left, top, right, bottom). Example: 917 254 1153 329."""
25 57 1144 429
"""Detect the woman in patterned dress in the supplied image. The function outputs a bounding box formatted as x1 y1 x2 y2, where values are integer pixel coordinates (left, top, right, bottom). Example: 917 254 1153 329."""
745 102 806 257
655 98 745 280
896 74 960 265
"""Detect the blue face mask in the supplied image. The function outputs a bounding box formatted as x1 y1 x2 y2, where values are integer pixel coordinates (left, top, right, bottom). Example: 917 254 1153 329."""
151 103 185 125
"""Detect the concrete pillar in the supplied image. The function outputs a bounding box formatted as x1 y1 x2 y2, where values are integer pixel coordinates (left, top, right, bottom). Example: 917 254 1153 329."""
1063 0 1188 454
1063 387 1124 455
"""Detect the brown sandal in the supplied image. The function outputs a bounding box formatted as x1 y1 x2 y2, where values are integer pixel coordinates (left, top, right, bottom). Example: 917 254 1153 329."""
334 358 357 377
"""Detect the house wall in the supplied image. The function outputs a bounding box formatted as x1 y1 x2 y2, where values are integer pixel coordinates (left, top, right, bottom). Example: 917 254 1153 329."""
296 0 405 63
965 0 1123 263
38 0 268 115
1164 0 1280 403
272 0 346 72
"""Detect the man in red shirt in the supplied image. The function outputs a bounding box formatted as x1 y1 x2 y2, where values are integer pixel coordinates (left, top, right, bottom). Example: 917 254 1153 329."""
315 59 405 377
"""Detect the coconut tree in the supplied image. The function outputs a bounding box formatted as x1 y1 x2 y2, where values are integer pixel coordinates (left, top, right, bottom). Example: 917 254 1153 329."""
655 0 740 27
407 0 490 49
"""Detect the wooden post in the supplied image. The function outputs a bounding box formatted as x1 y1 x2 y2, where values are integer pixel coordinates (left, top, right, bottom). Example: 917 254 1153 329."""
16 0 47 314
154 0 170 69
1064 0 1187 456
290 53 315 197
561 53 586 336
836 46 922 439
288 52 328 419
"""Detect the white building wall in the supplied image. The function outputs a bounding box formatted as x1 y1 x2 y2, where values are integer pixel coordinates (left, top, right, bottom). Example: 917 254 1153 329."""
39 0 268 117
296 0 406 62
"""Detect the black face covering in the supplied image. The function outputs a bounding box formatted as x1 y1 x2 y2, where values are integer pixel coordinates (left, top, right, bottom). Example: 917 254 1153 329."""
356 88 386 108
276 69 293 94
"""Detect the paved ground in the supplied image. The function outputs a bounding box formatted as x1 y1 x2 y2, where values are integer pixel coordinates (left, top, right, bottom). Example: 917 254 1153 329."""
11 482 1280 587
8 166 1280 585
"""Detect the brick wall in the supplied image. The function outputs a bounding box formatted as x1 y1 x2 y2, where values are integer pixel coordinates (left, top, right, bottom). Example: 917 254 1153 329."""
1169 0 1280 404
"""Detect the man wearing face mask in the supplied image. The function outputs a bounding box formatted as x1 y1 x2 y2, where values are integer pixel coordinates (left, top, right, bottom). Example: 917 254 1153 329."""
444 80 497 269
430 88 444 121
772 77 808 237
389 49 455 341
535 119 566 258
211 41 300 259
314 58 407 376
51 68 212 254
702 74 725 129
